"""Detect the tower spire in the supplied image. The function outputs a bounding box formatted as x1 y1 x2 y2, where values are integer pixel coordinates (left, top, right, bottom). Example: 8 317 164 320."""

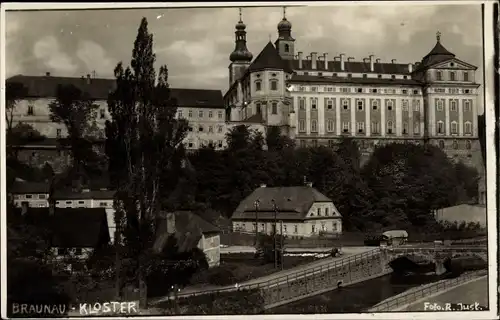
239 7 242 22
436 31 441 42
229 8 253 63
283 6 287 19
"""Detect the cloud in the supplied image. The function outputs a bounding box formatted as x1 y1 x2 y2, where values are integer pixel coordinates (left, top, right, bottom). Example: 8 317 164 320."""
76 40 115 77
33 36 77 74
159 39 224 68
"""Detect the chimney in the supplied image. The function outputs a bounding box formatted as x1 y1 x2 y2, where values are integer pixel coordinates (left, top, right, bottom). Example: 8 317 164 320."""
86 74 91 84
348 57 355 62
311 52 318 69
376 58 381 63
45 72 51 76
260 184 267 188
21 202 29 215
340 54 346 71
323 53 328 70
369 55 375 72
298 52 303 69
391 59 397 64
408 63 413 73
166 212 176 234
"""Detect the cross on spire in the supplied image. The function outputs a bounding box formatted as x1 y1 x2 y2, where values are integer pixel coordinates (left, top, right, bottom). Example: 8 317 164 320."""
239 7 242 22
436 31 441 42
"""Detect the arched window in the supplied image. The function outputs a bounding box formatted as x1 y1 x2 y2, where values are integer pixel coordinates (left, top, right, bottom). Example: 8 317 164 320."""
284 44 290 52
437 121 444 134
451 121 458 134
439 140 445 149
311 120 318 132
449 71 456 81
464 121 472 134
403 122 409 134
327 119 334 132
387 121 394 134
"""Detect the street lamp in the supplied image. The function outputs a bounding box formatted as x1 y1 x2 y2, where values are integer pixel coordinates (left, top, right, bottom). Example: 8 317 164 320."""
271 199 278 269
254 199 260 246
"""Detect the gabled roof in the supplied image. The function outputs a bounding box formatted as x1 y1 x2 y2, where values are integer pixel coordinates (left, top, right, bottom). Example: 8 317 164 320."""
154 211 220 253
6 75 223 108
289 74 422 86
10 181 50 194
232 186 335 221
248 41 294 73
9 207 110 248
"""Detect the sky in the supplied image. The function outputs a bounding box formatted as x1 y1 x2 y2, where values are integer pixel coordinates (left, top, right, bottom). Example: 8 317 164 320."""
5 4 484 96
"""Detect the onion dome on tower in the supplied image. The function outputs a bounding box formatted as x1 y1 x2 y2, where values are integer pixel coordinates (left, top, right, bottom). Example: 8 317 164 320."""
229 8 253 62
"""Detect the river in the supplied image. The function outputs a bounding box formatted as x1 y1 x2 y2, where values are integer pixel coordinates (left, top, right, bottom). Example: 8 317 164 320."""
266 273 447 314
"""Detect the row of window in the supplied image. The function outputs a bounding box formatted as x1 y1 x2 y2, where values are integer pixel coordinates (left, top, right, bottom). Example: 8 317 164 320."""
186 140 224 149
297 86 420 95
255 79 279 91
298 120 420 135
433 88 473 94
249 102 279 115
298 139 474 150
298 98 419 112
178 109 224 120
435 99 473 112
235 221 339 233
298 120 473 135
435 69 470 82
14 194 47 200
436 121 473 135
188 124 225 133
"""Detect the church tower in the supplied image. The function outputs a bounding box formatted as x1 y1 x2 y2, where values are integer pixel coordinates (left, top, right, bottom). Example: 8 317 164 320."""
274 7 295 60
229 8 253 87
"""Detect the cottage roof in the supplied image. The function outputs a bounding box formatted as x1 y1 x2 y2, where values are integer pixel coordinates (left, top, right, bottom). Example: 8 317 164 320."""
154 211 220 253
232 186 336 221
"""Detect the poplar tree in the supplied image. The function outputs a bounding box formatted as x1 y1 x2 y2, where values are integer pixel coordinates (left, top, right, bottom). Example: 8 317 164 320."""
105 17 188 307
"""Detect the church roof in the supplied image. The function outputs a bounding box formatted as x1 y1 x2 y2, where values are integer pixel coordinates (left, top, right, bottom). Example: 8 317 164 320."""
416 36 456 71
247 41 294 73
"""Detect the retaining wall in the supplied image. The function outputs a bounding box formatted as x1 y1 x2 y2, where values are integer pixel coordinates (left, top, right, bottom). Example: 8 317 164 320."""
262 251 392 309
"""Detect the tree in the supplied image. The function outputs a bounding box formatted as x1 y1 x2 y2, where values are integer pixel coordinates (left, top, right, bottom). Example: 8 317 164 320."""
105 17 189 307
362 143 461 229
48 84 102 184
454 161 479 203
5 82 28 140
265 126 295 151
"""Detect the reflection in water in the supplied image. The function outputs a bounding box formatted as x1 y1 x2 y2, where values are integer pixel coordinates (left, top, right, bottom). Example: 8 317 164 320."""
266 273 447 314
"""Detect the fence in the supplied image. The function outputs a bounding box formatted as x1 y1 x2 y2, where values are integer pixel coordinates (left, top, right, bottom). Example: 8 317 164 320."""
151 248 382 303
220 231 488 248
368 270 488 312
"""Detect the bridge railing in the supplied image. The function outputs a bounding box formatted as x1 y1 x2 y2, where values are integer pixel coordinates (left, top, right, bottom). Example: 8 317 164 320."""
368 270 488 312
155 248 382 301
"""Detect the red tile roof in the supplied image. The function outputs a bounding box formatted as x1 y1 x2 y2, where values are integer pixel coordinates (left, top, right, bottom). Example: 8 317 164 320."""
7 75 224 109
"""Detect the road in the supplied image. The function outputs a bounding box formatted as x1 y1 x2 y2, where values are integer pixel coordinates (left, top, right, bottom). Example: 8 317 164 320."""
150 246 376 305
220 245 374 254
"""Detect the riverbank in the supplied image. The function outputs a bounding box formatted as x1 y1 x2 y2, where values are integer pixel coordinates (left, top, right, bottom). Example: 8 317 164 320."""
368 270 487 312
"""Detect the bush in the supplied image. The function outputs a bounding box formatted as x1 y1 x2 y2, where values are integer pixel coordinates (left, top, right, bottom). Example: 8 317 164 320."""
207 265 237 286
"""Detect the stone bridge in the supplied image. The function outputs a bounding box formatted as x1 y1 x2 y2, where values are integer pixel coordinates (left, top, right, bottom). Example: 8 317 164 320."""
382 246 487 275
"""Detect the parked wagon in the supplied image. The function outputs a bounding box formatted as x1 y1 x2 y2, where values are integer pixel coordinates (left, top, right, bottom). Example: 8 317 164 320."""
381 230 408 246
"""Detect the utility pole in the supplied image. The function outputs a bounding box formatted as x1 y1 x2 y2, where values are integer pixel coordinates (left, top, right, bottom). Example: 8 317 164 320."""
280 220 284 270
254 199 260 246
272 199 278 269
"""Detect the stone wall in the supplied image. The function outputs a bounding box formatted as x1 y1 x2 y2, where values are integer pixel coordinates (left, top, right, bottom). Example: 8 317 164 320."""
262 251 391 309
